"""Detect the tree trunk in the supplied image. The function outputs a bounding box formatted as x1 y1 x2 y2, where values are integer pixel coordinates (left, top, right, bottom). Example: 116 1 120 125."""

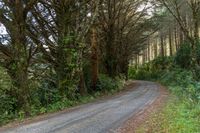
174 26 179 51
193 8 199 42
169 28 173 56
147 40 151 62
135 55 139 68
160 33 165 57
7 60 30 115
105 25 117 77
9 2 30 114
79 69 87 95
142 50 145 64
91 27 99 91
179 28 184 44
154 39 158 58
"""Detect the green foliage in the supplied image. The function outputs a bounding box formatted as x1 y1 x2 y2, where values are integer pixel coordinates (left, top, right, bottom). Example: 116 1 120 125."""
160 68 193 87
33 77 61 107
129 56 174 80
63 35 75 44
151 56 174 70
0 67 16 125
0 67 124 125
128 64 156 80
137 99 200 133
130 56 200 103
83 61 123 93
96 74 121 92
195 40 200 62
161 70 200 104
132 56 200 133
18 111 25 120
175 42 192 68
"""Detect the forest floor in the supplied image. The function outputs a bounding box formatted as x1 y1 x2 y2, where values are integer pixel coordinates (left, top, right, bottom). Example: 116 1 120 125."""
0 81 169 133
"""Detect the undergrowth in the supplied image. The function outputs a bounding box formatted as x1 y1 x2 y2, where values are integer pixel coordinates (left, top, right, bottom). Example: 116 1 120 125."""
0 72 125 126
129 56 200 133
136 98 200 133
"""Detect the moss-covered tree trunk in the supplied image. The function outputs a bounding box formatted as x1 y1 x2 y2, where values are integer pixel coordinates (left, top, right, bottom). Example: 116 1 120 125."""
105 33 117 77
53 1 77 98
160 33 165 57
5 1 31 114
8 63 30 114
169 28 173 56
91 27 99 91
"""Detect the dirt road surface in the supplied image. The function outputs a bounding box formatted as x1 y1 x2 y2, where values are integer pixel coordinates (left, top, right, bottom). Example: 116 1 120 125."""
1 81 163 133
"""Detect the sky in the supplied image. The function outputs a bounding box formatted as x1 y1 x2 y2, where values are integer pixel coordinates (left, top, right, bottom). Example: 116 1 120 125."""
0 1 155 36
138 1 154 17
0 23 7 35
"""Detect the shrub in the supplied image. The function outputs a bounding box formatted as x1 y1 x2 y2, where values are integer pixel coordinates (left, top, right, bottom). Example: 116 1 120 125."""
160 68 200 104
128 56 174 80
134 57 200 133
96 74 121 92
0 67 16 125
137 99 200 133
151 56 174 70
175 42 192 68
30 75 61 108
129 56 200 103
128 66 137 79
128 64 153 80
196 41 200 62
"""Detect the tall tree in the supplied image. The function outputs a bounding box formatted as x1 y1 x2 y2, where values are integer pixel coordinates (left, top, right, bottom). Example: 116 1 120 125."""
29 0 101 97
0 0 38 114
98 0 155 77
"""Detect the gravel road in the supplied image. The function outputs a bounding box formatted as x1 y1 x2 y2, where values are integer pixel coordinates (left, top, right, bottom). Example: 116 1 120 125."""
1 81 161 133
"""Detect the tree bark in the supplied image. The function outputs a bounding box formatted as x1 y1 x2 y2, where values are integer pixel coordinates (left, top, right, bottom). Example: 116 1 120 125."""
160 33 165 57
169 28 173 56
154 39 158 58
79 69 87 96
91 27 99 91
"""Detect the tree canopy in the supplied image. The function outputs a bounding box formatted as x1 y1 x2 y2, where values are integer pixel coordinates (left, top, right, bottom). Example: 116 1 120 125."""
0 0 199 125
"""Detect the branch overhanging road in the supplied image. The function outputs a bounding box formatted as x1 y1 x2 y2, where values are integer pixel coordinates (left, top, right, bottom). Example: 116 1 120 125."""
1 81 162 133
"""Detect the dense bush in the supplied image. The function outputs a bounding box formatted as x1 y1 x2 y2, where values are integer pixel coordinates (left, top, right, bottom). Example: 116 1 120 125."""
132 56 200 133
160 68 200 104
97 74 122 92
32 77 61 107
175 42 192 68
129 56 200 103
83 61 123 93
151 56 174 70
0 65 123 125
142 69 200 132
128 63 158 80
196 41 200 62
0 67 16 124
129 56 174 80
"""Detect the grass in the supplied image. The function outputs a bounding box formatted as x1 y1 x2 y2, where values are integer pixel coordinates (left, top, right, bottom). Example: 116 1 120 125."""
136 97 200 133
131 68 200 133
128 56 200 133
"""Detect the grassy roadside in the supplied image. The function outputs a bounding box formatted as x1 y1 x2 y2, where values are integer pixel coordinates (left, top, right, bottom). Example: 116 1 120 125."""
135 77 200 133
136 95 200 133
129 57 200 133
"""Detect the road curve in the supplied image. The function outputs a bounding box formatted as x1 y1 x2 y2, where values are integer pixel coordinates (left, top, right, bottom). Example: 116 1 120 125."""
1 81 161 133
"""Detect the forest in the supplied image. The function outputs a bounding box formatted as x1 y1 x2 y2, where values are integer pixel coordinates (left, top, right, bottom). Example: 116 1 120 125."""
0 0 199 132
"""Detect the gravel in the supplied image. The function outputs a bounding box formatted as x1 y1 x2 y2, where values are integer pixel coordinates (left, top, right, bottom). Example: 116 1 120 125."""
1 81 161 133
